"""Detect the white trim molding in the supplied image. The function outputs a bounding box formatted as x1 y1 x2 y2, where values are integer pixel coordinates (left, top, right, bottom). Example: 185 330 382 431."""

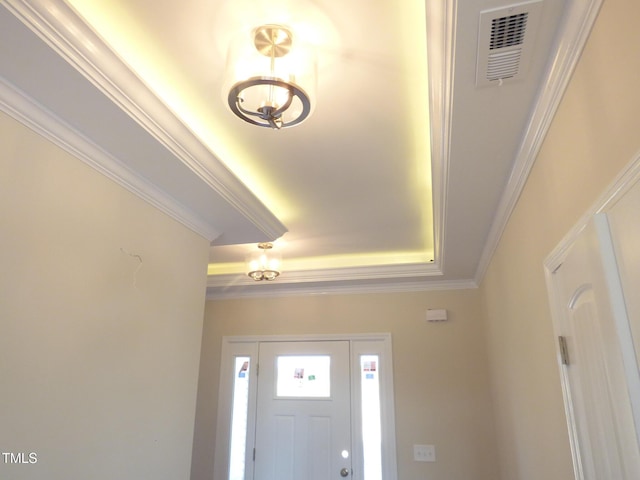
207 276 478 300
425 0 457 276
0 72 222 241
0 0 287 243
545 149 640 272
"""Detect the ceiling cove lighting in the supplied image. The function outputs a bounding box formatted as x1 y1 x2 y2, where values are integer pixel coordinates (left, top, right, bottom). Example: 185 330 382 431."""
246 242 282 281
225 24 316 129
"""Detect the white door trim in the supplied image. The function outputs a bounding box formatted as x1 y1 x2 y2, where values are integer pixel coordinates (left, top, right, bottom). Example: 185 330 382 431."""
213 333 398 480
545 149 640 271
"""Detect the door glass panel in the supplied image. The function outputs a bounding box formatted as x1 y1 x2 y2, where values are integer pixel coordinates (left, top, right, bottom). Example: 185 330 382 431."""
276 355 331 398
229 357 250 480
361 355 382 480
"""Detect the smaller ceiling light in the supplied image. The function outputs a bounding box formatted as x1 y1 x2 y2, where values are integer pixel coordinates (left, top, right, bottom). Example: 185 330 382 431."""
246 242 282 281
225 24 316 129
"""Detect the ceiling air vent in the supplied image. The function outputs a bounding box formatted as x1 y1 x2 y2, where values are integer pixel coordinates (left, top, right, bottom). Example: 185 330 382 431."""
476 1 543 87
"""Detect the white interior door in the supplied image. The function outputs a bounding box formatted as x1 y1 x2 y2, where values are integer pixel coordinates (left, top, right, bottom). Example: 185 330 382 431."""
253 341 352 480
550 215 640 479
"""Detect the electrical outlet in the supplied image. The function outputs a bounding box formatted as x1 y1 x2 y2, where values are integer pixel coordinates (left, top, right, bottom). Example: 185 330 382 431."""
413 444 436 462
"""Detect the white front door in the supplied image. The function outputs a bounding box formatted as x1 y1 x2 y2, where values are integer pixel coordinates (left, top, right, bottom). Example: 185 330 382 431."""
253 341 352 480
550 216 640 479
213 334 397 480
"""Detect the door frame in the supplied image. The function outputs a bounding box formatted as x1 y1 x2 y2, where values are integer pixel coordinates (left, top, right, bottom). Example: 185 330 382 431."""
212 333 398 480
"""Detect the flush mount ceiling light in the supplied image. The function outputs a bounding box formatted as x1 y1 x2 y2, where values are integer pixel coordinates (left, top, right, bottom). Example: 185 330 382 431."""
246 242 282 281
225 24 316 129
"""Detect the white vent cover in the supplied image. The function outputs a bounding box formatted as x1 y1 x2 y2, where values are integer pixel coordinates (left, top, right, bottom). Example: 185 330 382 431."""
476 1 543 87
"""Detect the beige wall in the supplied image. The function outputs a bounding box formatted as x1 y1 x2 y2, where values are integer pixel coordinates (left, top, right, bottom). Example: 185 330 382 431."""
191 289 499 480
0 111 210 480
480 0 640 478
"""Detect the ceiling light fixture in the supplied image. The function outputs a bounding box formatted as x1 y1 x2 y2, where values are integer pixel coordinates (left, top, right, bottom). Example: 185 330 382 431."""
225 24 315 129
246 242 282 281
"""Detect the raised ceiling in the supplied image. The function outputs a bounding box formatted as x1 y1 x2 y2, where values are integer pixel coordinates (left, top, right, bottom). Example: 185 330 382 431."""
0 0 597 297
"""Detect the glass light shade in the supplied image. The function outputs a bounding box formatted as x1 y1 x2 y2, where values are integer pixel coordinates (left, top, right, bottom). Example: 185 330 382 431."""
246 244 282 281
224 25 317 128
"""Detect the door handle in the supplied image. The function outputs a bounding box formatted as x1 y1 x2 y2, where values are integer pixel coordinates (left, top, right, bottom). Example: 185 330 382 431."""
340 467 350 477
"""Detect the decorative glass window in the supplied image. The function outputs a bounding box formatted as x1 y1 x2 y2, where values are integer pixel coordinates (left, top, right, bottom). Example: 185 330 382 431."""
361 355 382 480
229 357 250 480
276 355 331 398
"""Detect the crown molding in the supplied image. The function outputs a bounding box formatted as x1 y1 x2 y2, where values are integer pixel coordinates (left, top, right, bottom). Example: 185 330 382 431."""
1 0 287 242
204 261 474 298
425 0 457 274
473 0 604 286
207 277 477 300
0 72 222 240
207 261 444 288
